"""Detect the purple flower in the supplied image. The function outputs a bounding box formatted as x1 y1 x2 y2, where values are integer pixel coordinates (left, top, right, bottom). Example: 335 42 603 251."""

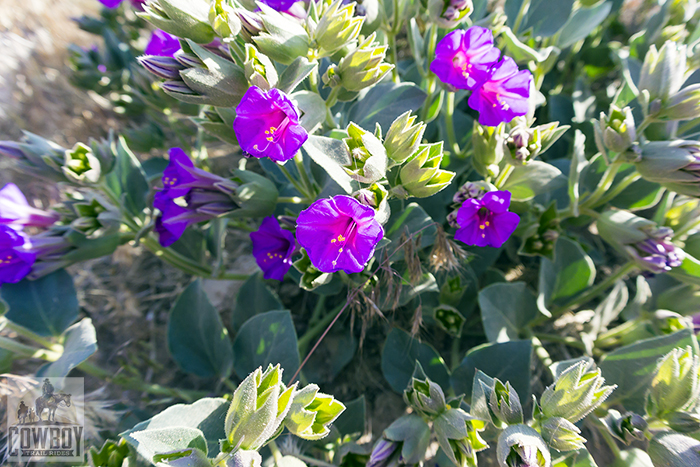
234 86 308 163
430 27 500 91
628 229 684 274
0 225 36 286
154 148 239 247
367 439 399 467
250 217 296 280
296 195 384 274
259 0 298 11
454 191 520 248
0 183 59 230
144 30 181 57
98 0 122 8
468 57 533 127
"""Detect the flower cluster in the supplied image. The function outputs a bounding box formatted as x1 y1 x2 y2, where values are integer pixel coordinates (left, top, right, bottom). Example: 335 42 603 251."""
154 148 240 247
430 27 532 127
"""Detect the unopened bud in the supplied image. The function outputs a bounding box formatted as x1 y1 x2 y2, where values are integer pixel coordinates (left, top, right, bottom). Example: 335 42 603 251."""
398 142 455 198
496 424 551 467
647 346 700 418
639 41 687 103
384 111 426 163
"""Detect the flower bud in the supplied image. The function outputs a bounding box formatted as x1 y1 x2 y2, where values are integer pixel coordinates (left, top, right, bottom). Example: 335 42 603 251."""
427 0 473 29
224 364 295 451
353 183 390 224
601 409 647 444
384 112 426 163
647 346 700 418
540 360 616 424
138 0 216 44
472 121 507 178
343 123 388 183
597 210 685 274
284 383 345 440
63 143 101 185
488 379 523 426
138 54 186 80
452 181 490 204
383 414 431 465
312 0 364 58
243 44 278 90
658 84 700 120
322 33 393 93
639 41 687 103
209 0 242 38
55 192 121 237
0 132 70 182
433 408 487 467
593 105 636 154
398 142 455 198
403 374 447 418
540 417 586 452
227 449 262 467
367 439 399 467
635 140 700 197
666 411 700 433
236 9 264 42
229 169 279 219
648 431 700 467
496 424 551 467
253 4 310 65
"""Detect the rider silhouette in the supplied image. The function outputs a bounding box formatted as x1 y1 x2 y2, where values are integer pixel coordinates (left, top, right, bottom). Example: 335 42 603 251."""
42 378 54 402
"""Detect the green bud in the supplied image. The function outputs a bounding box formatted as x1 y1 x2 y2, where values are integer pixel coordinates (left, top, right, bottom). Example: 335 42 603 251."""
312 0 364 58
384 111 426 163
434 305 465 337
63 143 101 185
323 33 394 93
88 438 130 467
593 105 636 154
636 140 700 197
398 142 455 198
0 131 69 182
227 449 263 467
488 380 524 426
284 384 345 440
343 123 388 183
540 417 586 452
639 41 687 104
404 374 447 417
138 0 215 44
666 411 700 433
56 192 121 237
427 0 473 30
657 84 700 120
433 408 487 467
496 424 551 467
601 409 647 445
224 364 296 451
472 121 507 178
647 346 700 418
383 414 432 465
243 44 278 91
209 0 242 39
230 169 279 219
353 183 390 224
648 431 700 467
253 4 310 65
540 360 616 424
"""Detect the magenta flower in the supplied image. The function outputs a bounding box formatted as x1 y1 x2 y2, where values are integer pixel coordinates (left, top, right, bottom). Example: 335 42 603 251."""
296 195 383 274
153 148 239 247
144 30 181 57
233 86 308 163
0 183 59 230
260 0 298 11
430 27 500 91
629 229 684 274
98 0 122 8
454 191 520 248
468 57 533 127
250 217 296 280
0 225 36 286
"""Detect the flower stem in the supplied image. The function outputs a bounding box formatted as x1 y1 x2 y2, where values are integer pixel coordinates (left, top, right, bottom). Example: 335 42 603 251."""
494 164 515 189
297 303 344 352
591 172 642 208
277 196 306 204
445 92 461 156
580 161 623 210
553 262 637 315
388 33 399 83
294 151 316 199
278 163 309 198
0 317 62 352
512 0 531 35
534 332 604 357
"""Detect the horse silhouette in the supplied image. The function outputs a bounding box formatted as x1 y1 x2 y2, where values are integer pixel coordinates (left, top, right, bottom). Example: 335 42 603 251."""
35 393 71 422
17 402 28 424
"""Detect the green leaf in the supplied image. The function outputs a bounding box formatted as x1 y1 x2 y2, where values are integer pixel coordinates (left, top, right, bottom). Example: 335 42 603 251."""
539 237 596 308
451 340 532 404
520 0 575 37
478 282 539 343
599 329 698 413
304 328 356 383
610 448 654 467
425 90 444 124
553 448 598 467
168 280 234 379
233 273 284 330
302 135 354 193
385 202 437 254
381 328 450 393
2 269 79 337
348 82 427 131
153 447 211 467
333 396 366 437
232 310 300 379
568 131 588 217
123 427 208 464
104 136 149 219
669 254 700 286
37 318 97 377
610 179 664 211
278 57 317 94
293 90 326 133
120 398 228 456
557 2 612 49
505 0 525 28
503 161 566 202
